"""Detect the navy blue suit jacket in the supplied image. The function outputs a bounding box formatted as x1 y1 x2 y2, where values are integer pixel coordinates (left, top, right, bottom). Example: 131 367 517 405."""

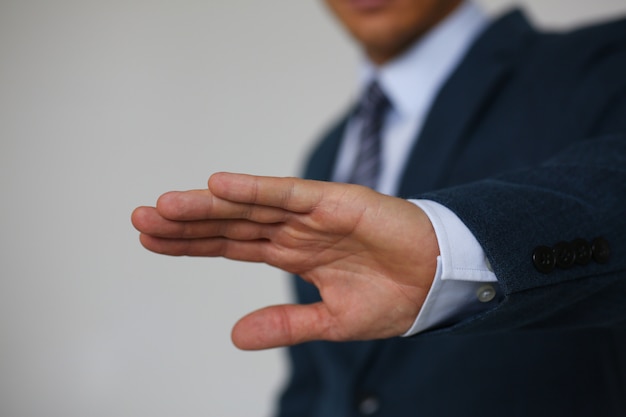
277 11 626 417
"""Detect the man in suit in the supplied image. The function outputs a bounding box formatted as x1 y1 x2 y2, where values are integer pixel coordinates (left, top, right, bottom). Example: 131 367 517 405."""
132 0 626 415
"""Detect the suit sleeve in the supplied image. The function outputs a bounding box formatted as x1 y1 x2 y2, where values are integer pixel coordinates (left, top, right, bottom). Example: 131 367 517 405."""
421 132 626 334
418 28 626 334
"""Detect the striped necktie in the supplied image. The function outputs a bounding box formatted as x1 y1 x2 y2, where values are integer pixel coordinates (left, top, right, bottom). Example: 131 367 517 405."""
348 81 391 190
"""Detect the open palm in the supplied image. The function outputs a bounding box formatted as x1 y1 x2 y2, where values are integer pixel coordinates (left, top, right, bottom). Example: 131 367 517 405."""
132 173 439 350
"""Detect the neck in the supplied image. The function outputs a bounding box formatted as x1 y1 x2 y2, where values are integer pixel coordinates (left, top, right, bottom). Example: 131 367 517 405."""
367 0 464 66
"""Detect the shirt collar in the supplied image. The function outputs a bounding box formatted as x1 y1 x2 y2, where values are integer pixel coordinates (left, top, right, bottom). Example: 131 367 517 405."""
358 0 489 119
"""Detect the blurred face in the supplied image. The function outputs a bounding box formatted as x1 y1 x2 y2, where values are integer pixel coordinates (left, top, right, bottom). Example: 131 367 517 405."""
324 0 463 65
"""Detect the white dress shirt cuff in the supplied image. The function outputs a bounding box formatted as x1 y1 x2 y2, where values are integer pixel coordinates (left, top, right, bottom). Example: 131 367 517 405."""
402 199 499 336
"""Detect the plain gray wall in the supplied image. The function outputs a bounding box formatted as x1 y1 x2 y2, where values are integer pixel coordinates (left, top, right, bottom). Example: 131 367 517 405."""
1 1 625 416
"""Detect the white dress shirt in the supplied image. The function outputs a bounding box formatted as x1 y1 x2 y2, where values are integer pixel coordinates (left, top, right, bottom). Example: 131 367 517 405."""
331 0 499 335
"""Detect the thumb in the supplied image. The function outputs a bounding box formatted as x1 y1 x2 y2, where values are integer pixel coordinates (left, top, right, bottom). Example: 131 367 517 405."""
231 303 332 350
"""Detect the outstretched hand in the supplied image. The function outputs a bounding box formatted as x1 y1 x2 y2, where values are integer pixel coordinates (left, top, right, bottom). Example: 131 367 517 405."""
131 173 439 350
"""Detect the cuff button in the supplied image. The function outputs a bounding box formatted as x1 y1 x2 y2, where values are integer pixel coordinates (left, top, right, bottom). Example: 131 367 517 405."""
553 241 576 269
533 245 556 273
572 238 592 265
591 237 611 264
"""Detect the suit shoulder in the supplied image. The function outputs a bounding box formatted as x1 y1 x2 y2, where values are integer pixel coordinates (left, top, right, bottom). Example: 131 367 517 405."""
523 16 626 133
564 14 626 41
533 14 626 66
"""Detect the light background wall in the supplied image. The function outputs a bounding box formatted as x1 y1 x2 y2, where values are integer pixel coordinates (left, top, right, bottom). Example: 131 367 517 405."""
1 1 625 416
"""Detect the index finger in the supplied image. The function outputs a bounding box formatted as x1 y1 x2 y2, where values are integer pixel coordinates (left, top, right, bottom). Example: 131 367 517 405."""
208 172 327 213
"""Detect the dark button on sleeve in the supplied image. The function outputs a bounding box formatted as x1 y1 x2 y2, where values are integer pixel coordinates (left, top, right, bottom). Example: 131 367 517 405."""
572 238 592 265
553 241 576 269
591 237 611 263
533 246 556 273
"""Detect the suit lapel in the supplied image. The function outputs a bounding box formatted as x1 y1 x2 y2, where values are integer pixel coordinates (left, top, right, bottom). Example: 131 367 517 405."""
303 117 348 181
398 11 537 198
